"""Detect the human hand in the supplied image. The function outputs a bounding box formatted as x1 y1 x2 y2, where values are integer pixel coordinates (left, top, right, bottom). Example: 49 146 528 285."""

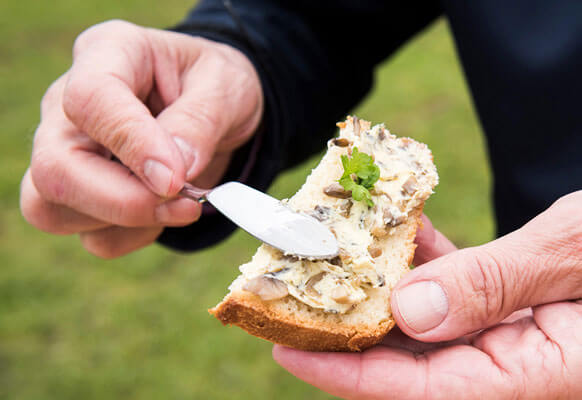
274 192 582 399
20 20 263 258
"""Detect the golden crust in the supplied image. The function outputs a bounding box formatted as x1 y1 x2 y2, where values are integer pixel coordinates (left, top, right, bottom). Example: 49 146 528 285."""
210 294 394 352
209 208 424 352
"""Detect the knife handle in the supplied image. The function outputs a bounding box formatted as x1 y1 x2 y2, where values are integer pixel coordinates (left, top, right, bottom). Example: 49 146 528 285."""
179 183 211 203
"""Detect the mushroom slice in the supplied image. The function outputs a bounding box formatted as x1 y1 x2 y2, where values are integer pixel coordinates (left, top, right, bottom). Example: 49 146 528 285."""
305 272 326 297
243 275 288 300
323 182 351 199
331 285 351 304
402 175 418 195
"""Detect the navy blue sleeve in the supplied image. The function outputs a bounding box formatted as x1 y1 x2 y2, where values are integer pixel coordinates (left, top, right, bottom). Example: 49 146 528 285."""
158 0 441 251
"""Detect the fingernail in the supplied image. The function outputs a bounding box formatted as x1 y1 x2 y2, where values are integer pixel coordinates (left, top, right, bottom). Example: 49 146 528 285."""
172 136 196 178
144 159 173 196
395 281 448 333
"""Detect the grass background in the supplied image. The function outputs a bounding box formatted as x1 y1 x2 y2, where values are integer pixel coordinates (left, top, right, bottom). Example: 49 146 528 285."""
0 1 494 399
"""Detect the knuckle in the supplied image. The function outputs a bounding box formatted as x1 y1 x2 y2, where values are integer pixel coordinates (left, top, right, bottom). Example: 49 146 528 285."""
62 75 94 127
20 197 65 235
462 248 510 325
73 20 135 56
100 116 146 159
107 193 155 227
30 147 68 205
80 232 121 259
40 77 65 115
183 101 222 137
20 172 73 235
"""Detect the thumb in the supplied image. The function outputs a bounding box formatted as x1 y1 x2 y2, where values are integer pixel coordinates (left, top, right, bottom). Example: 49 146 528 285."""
391 191 582 342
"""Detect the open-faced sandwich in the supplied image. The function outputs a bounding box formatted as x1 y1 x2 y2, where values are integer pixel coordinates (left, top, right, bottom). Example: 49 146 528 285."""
210 116 438 351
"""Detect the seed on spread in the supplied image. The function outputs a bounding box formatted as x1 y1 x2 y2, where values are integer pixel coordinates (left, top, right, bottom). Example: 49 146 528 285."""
338 248 352 264
328 256 342 266
339 200 353 217
402 175 418 195
243 275 288 300
238 118 438 315
353 116 361 136
378 128 386 141
371 225 389 238
331 137 351 147
323 182 351 199
367 244 382 258
330 285 351 304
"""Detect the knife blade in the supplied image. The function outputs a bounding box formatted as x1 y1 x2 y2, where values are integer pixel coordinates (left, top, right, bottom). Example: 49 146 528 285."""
179 182 339 259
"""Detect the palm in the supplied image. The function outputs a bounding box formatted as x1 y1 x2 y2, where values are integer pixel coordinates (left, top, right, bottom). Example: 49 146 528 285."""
275 298 581 400
273 214 582 399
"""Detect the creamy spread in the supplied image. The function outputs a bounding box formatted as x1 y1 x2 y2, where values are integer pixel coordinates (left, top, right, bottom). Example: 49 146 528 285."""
238 117 438 314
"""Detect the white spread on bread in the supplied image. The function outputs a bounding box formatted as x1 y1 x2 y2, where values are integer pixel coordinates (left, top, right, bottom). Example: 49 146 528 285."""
237 117 438 314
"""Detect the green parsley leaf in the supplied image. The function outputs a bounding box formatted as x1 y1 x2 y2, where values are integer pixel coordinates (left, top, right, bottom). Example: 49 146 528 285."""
338 147 380 207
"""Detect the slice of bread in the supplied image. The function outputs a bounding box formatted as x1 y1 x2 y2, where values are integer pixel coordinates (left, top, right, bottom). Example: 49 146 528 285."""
210 117 438 352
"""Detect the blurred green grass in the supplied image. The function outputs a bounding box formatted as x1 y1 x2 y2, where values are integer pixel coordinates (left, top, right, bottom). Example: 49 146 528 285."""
0 1 493 399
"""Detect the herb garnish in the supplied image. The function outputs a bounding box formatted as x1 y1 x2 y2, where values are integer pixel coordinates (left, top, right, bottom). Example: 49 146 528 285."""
338 147 380 207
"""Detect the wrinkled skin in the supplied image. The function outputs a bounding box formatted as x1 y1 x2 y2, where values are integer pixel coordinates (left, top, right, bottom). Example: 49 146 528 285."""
19 20 582 399
274 198 582 399
20 20 263 258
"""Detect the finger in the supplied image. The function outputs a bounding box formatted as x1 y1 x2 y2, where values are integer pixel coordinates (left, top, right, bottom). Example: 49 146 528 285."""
79 225 163 259
380 326 473 353
413 214 458 266
273 343 510 400
62 20 186 196
31 69 201 228
31 145 201 227
391 191 582 342
20 169 109 234
154 34 263 181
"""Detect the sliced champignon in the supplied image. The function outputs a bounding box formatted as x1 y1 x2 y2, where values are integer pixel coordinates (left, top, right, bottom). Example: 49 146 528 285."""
243 275 288 300
339 200 353 218
367 244 383 258
311 205 331 221
331 137 351 147
378 127 386 141
383 207 406 227
305 272 326 297
323 182 351 199
331 285 351 304
402 175 418 195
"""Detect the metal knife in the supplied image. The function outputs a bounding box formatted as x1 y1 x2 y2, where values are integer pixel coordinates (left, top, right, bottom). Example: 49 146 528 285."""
179 182 339 259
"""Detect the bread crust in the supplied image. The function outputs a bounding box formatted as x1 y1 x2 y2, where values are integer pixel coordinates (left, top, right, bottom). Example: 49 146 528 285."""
209 208 423 352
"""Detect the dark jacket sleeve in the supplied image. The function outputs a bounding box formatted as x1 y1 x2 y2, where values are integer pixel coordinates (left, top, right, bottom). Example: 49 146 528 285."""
157 0 441 251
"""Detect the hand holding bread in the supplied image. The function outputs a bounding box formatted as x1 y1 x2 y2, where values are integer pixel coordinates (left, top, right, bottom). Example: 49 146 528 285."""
274 191 582 399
